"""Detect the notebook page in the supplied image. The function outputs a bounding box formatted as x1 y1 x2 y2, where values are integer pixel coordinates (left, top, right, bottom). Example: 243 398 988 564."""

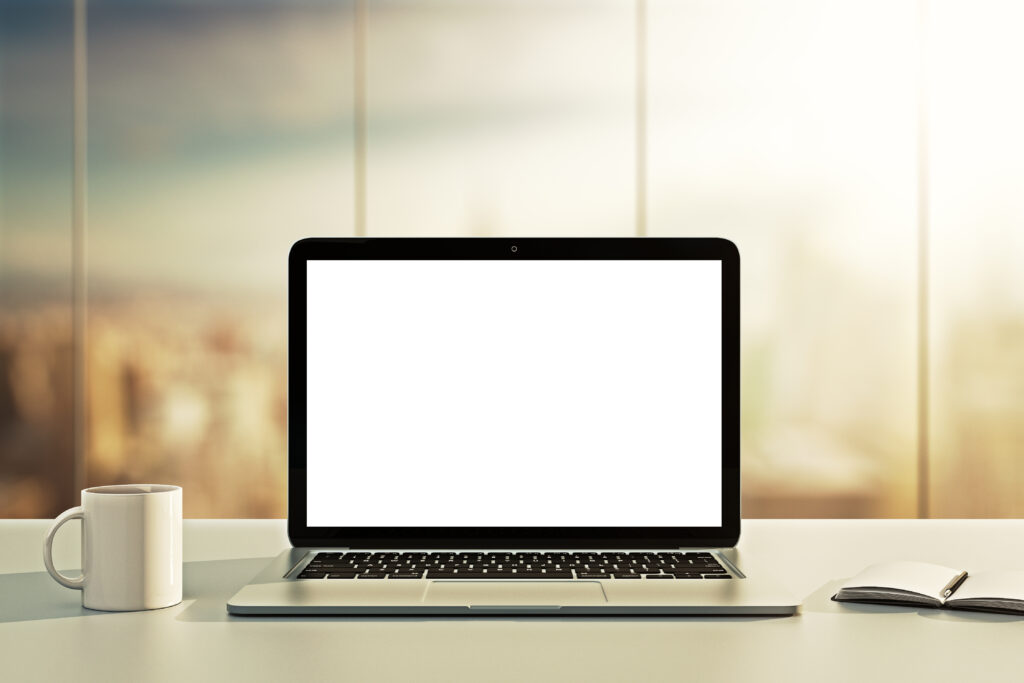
948 571 1024 602
839 561 963 601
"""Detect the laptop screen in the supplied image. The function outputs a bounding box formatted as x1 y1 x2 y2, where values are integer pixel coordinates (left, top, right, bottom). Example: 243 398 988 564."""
304 257 722 529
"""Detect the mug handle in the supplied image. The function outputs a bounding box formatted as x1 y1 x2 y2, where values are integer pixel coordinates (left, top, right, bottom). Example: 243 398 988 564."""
43 506 86 590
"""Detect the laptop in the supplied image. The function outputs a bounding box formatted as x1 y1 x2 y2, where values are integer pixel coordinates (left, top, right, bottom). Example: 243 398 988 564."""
227 237 797 615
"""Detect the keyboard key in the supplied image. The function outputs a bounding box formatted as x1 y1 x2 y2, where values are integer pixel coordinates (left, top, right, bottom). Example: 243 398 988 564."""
297 570 326 579
434 570 577 579
326 572 358 579
613 573 641 579
537 571 574 579
704 574 732 579
390 573 425 579
508 572 548 579
644 574 673 579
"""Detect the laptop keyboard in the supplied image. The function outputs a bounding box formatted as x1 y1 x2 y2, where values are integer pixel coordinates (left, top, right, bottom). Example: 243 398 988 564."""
295 551 731 580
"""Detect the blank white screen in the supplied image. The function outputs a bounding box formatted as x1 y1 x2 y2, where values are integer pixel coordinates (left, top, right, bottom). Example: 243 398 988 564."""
306 259 721 527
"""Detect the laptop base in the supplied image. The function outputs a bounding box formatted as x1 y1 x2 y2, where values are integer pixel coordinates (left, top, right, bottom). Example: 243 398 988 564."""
227 549 798 616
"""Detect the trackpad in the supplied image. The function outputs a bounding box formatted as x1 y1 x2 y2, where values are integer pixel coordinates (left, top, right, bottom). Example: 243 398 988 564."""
424 581 607 607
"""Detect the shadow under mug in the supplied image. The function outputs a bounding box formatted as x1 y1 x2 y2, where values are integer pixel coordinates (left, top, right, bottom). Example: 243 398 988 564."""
43 484 183 611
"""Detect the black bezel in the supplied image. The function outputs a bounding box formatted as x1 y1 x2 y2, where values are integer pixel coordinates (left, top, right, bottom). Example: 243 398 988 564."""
288 237 740 549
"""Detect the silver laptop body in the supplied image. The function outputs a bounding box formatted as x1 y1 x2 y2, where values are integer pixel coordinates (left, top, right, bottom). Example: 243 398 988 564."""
228 237 797 616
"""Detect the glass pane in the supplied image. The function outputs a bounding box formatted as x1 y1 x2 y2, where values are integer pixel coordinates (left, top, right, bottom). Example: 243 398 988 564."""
0 0 76 517
365 0 636 236
648 0 920 516
928 1 1024 517
86 0 355 516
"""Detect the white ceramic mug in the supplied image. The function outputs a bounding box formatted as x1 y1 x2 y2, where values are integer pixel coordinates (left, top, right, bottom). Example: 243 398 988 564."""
43 484 183 611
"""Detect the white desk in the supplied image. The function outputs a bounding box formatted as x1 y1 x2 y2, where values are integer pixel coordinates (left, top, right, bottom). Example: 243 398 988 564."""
2 519 1023 681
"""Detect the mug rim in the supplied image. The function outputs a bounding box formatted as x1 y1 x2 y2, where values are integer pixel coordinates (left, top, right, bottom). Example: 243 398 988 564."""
83 484 181 496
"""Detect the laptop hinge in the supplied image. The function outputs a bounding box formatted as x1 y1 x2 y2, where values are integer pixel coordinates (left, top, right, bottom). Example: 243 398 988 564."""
708 550 745 579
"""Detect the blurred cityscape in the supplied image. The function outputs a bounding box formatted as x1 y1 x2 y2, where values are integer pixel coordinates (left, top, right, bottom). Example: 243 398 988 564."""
0 301 75 517
3 0 1024 518
0 295 288 518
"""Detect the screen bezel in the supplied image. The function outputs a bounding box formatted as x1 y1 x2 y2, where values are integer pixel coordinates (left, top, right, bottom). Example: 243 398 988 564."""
288 237 740 549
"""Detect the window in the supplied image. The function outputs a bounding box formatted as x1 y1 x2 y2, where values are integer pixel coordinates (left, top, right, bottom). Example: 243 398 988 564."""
2 0 1022 518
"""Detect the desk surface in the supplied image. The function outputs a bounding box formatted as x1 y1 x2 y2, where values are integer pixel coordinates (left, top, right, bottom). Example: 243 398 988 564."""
2 519 1023 682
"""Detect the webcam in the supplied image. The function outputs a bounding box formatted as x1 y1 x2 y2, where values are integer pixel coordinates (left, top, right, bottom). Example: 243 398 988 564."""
511 245 518 253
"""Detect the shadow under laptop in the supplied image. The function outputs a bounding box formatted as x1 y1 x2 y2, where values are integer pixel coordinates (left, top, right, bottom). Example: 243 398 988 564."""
177 558 791 624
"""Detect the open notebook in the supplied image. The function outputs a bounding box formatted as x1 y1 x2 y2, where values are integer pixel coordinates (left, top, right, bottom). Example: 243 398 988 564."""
833 561 1024 615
